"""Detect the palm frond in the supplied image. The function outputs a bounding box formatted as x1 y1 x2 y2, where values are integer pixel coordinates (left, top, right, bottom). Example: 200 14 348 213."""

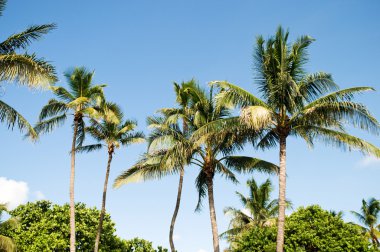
34 113 67 134
114 153 180 188
75 144 103 153
256 130 279 150
38 99 68 121
305 87 375 108
75 118 86 147
215 162 239 184
297 72 338 102
223 156 279 174
0 53 57 87
0 99 37 139
120 132 145 146
0 23 56 53
293 101 380 134
195 170 208 212
210 81 268 108
293 125 380 157
50 86 74 103
0 0 6 17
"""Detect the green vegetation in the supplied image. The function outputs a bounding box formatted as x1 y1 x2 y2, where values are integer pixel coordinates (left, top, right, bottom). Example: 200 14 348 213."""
208 26 380 251
232 205 374 252
80 100 144 252
1 201 166 252
0 0 56 139
351 198 380 248
35 67 106 252
115 82 279 252
0 204 18 252
222 178 291 248
1 1 379 250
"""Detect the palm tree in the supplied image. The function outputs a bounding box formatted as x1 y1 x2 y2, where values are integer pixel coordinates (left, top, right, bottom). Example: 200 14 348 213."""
351 198 380 247
209 26 380 251
222 178 291 248
161 80 197 252
116 80 197 252
77 101 144 252
0 0 57 138
115 113 194 252
116 83 278 252
174 84 279 252
0 204 19 252
34 67 105 252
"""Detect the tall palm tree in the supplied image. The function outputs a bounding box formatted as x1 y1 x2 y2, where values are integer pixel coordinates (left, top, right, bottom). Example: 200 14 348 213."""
77 101 144 252
161 80 196 252
208 27 380 251
175 84 279 252
351 198 380 247
34 67 105 252
0 204 19 252
0 0 56 138
222 178 291 249
116 80 197 252
116 83 278 252
115 113 195 252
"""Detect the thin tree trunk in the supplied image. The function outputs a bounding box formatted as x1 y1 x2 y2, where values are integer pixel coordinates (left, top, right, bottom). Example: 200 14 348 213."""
206 175 220 252
70 118 79 252
276 136 287 252
169 168 184 252
94 146 114 252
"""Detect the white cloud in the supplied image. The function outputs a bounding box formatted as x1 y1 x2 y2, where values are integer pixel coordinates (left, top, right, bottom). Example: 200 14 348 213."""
358 155 380 168
197 249 208 252
173 234 181 241
0 177 29 210
34 191 45 200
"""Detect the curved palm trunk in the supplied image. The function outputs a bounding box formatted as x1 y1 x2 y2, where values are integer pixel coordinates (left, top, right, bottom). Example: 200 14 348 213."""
276 136 287 252
94 146 114 252
169 168 184 252
70 118 79 252
206 175 220 252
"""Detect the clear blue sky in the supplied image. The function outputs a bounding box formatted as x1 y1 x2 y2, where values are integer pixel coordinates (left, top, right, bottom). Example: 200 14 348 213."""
1 1 380 251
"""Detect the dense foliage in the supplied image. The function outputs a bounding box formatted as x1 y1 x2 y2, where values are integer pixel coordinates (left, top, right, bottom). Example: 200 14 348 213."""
232 205 374 252
123 238 168 252
2 201 123 251
1 201 166 252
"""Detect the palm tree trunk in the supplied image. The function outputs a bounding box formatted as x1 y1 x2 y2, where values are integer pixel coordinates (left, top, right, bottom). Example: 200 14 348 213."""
169 168 184 252
276 136 287 252
206 175 220 252
70 118 79 252
94 146 114 252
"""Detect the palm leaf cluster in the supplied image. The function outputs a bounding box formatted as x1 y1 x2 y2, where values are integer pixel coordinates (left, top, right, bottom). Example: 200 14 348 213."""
115 81 279 252
351 198 380 248
0 0 56 138
35 67 107 252
201 26 380 251
222 178 291 250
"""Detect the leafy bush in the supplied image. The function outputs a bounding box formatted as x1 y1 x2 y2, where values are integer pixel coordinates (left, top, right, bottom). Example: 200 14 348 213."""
232 205 374 252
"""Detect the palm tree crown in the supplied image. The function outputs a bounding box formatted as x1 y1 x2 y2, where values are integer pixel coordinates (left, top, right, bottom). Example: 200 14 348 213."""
351 198 380 248
35 67 105 141
0 0 56 138
79 101 144 252
35 67 105 252
209 26 380 251
222 178 291 249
